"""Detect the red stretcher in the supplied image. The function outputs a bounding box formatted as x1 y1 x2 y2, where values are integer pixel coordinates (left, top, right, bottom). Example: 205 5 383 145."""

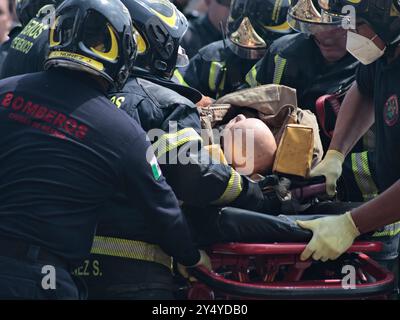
185 178 395 300
187 242 394 300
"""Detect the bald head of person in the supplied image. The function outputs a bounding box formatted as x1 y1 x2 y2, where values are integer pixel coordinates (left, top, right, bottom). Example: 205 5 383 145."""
222 114 277 176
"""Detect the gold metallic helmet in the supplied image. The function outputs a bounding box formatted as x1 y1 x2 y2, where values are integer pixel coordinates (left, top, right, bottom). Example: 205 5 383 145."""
317 0 400 44
287 0 349 36
227 0 292 59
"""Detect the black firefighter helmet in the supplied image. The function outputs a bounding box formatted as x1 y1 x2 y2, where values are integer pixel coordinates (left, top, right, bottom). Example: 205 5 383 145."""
44 0 137 90
122 0 189 79
227 0 292 59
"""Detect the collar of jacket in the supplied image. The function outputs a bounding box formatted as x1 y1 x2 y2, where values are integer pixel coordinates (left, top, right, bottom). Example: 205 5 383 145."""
132 69 203 104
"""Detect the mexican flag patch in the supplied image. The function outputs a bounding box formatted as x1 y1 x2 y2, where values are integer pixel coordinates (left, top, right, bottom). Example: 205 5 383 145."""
150 155 162 180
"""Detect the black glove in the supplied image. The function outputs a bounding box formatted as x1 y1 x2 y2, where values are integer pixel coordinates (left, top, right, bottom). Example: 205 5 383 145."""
231 175 303 214
258 175 306 215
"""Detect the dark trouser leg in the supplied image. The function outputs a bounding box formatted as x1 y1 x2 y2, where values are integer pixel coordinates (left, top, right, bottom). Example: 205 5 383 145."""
80 255 175 300
0 255 79 299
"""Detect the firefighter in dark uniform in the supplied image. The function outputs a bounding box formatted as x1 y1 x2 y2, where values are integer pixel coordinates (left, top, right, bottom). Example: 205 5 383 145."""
82 0 289 300
0 0 63 79
245 0 400 267
176 0 292 99
181 0 231 58
244 0 379 204
0 0 208 299
0 0 18 70
297 0 400 269
245 0 359 148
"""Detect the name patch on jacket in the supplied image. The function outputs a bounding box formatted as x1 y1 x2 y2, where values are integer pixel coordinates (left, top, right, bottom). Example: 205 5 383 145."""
1 92 89 140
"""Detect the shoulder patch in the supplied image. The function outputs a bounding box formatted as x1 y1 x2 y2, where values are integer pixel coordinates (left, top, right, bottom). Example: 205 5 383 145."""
384 94 399 127
149 155 162 180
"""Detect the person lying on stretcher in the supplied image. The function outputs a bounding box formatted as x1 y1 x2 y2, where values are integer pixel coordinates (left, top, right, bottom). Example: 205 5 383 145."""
184 114 357 244
191 115 398 269
217 114 277 177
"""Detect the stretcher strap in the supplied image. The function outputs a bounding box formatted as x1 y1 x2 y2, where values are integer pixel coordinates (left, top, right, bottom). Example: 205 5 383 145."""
315 94 341 139
351 151 378 201
212 167 243 205
91 236 173 270
152 128 202 159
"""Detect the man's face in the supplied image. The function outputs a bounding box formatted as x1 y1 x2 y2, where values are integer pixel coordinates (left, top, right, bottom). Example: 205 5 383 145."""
209 0 231 28
0 0 11 43
313 27 348 63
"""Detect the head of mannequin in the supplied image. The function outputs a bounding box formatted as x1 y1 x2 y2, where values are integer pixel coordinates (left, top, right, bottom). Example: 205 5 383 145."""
222 114 277 176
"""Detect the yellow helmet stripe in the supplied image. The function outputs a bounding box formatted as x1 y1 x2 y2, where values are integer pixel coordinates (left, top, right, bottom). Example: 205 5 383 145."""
264 21 291 33
48 51 105 71
90 24 119 62
49 17 61 47
136 31 147 54
149 7 177 28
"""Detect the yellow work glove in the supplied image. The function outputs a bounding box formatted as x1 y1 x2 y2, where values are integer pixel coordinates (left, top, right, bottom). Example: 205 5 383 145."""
297 212 360 262
310 149 345 197
177 250 212 280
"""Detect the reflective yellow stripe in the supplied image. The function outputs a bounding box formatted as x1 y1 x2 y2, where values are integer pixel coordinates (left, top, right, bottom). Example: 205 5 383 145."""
149 5 178 28
48 51 104 71
173 69 189 87
209 61 224 93
372 222 400 238
351 151 378 201
273 54 287 84
90 24 119 62
91 236 173 270
212 167 243 205
152 128 202 159
245 65 259 88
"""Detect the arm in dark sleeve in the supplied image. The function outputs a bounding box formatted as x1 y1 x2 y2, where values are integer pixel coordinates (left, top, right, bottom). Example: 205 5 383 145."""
244 49 276 88
356 63 376 99
179 53 213 97
121 126 200 266
155 102 265 211
256 49 277 85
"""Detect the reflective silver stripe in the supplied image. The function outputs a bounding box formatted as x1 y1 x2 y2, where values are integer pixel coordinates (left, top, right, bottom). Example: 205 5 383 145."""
351 151 378 201
152 128 202 159
212 167 243 205
91 236 173 270
273 54 287 84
